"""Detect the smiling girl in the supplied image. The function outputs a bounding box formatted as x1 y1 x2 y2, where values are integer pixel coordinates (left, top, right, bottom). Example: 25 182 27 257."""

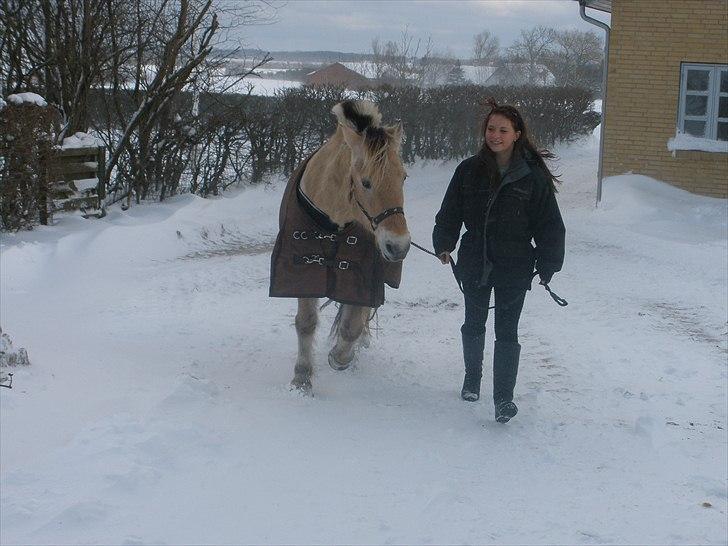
432 99 565 423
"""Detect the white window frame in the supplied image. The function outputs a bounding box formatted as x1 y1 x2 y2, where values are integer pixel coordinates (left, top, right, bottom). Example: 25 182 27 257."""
678 63 728 141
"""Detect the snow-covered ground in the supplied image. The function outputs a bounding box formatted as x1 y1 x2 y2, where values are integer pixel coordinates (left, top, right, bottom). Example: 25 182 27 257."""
231 77 300 96
1 129 726 545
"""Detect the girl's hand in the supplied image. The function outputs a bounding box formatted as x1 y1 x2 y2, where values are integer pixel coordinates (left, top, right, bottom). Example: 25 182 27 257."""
438 252 451 265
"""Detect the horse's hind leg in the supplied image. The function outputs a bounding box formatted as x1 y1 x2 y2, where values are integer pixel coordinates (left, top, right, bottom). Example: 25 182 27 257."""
292 297 318 392
329 304 370 371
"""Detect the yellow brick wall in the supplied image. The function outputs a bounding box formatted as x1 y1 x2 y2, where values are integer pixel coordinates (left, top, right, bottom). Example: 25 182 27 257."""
603 0 728 198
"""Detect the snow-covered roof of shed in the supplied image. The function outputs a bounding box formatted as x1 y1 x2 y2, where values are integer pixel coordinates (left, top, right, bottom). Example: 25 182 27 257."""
61 132 101 149
7 92 48 107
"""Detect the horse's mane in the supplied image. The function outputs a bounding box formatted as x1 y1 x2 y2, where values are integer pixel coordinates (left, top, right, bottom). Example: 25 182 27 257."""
333 100 391 161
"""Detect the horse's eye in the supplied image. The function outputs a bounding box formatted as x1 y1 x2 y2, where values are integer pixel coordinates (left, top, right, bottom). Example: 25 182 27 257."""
361 178 372 189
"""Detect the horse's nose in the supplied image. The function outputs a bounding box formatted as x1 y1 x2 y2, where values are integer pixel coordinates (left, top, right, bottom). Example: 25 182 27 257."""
385 239 410 262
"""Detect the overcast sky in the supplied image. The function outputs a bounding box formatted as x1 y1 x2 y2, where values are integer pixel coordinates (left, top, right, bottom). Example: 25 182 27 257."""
235 0 611 58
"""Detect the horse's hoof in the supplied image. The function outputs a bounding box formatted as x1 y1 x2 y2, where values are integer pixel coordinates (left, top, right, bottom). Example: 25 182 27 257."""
290 378 312 395
328 352 352 371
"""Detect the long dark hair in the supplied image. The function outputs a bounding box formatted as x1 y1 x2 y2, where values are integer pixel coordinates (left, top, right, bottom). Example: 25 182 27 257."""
480 97 560 191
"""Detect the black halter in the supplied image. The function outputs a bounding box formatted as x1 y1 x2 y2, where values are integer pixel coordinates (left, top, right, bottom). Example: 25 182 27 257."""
350 176 405 230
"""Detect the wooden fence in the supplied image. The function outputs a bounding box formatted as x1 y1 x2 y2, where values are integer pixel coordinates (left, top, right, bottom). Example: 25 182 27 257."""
47 146 106 218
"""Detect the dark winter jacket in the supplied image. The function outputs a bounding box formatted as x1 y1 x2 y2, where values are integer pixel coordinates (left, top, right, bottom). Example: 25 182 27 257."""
432 148 565 289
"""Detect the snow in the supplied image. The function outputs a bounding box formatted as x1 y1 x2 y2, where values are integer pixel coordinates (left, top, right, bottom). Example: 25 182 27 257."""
72 177 100 192
60 131 101 149
1 128 726 545
210 75 302 96
6 92 48 108
341 61 376 78
244 77 302 96
668 132 728 154
462 64 499 85
0 328 30 370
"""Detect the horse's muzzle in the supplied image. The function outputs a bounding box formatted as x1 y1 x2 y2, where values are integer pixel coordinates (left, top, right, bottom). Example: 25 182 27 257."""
382 236 411 262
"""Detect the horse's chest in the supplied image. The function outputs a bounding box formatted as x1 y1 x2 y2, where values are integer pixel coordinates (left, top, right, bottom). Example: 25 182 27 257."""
270 172 400 307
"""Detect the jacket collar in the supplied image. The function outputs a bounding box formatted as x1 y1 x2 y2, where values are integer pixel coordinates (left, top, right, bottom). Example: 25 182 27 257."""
500 151 532 186
476 148 532 187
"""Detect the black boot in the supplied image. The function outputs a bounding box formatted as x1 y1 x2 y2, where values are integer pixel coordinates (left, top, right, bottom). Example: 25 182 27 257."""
461 332 485 401
493 341 521 422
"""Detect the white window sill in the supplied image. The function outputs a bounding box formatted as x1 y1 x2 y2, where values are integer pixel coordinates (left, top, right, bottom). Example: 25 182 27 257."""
667 133 728 154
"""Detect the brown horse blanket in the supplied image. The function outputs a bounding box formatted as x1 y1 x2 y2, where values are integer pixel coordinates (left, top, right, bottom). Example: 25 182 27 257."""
269 157 402 307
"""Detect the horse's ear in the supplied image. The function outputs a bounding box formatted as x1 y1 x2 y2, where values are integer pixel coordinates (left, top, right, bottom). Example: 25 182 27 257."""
339 122 366 164
387 121 404 151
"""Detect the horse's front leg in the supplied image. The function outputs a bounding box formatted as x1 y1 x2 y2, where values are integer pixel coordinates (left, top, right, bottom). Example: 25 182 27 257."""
292 297 319 392
328 304 370 370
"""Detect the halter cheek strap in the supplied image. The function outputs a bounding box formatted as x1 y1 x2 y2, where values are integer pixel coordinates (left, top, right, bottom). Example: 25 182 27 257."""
350 176 405 231
356 200 405 230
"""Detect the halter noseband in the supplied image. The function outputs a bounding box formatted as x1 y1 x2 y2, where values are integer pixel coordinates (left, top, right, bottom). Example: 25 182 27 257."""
350 176 405 230
356 199 405 230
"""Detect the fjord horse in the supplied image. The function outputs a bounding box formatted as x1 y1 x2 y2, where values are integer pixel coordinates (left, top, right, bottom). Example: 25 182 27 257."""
283 100 410 393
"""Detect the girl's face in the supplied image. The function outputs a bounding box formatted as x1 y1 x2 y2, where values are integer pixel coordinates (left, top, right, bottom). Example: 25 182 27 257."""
485 113 521 155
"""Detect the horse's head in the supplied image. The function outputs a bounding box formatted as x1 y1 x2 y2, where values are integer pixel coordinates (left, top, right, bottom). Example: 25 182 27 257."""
332 100 411 263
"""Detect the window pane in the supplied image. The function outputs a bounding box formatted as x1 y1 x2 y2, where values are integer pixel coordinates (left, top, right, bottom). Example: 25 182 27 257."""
687 69 710 91
720 96 728 118
721 70 728 93
718 122 728 141
686 94 708 116
684 120 706 137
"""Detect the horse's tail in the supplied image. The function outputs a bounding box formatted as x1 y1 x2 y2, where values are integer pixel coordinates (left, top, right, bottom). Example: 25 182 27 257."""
328 304 374 341
329 305 342 340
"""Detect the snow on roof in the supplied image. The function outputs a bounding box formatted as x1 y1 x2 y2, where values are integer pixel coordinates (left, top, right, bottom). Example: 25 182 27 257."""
61 132 101 149
341 62 375 78
461 65 499 84
6 92 48 108
240 77 302 96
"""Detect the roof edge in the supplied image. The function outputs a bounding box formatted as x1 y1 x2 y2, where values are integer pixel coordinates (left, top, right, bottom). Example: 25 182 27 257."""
577 0 612 14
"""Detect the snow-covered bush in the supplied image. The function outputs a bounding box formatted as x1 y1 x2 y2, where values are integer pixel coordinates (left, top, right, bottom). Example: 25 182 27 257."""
0 96 60 230
0 327 30 368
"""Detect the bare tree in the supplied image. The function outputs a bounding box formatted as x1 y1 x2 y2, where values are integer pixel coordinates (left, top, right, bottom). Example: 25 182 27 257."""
2 0 276 207
473 30 500 63
1 0 120 138
96 0 274 204
472 30 500 85
546 29 603 90
370 27 432 87
508 25 556 85
370 37 388 83
419 50 457 88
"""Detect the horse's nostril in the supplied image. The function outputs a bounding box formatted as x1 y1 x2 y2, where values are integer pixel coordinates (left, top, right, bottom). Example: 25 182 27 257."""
384 241 409 261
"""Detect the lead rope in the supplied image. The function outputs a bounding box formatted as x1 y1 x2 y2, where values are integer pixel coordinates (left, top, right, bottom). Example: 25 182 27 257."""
411 241 464 294
410 241 568 307
531 272 568 306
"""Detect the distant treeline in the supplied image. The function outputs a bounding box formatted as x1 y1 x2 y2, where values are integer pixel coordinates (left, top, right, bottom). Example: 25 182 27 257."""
87 82 598 186
184 83 599 184
2 83 598 230
217 48 374 64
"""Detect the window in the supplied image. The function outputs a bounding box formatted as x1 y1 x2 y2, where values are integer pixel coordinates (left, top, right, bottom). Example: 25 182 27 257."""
678 63 728 141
